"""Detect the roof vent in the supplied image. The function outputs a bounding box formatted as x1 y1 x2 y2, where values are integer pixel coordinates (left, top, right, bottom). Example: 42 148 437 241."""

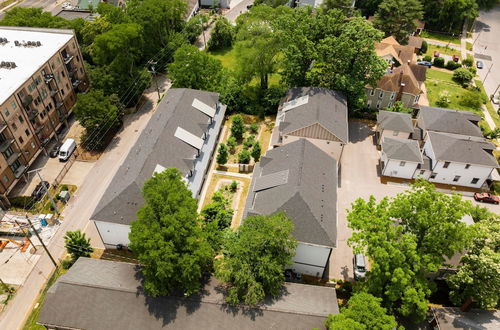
14 40 19 46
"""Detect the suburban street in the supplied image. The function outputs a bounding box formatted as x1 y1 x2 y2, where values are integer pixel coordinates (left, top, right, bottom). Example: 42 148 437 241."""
0 78 170 330
473 5 500 109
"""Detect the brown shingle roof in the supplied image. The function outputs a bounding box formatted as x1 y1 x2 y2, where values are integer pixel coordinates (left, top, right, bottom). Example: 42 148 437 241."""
410 63 427 82
377 65 421 95
407 36 423 49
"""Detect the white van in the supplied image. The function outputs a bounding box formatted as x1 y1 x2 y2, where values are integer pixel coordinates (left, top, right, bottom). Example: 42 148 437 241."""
58 138 76 161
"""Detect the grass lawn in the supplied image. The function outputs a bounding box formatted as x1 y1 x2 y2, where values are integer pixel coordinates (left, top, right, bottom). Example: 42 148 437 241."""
420 30 461 45
425 69 483 115
466 41 473 51
208 47 238 70
424 44 459 57
23 267 68 330
475 79 500 128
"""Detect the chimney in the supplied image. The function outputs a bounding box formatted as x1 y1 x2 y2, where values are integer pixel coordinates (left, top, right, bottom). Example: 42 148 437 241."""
396 70 405 101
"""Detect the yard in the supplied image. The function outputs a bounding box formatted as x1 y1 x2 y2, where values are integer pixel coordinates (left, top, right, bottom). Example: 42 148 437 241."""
9 185 77 215
420 30 461 45
424 44 460 58
425 69 485 115
475 79 500 128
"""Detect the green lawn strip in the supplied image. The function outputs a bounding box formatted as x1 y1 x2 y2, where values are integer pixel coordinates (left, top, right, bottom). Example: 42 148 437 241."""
475 79 500 128
466 42 473 51
426 69 457 84
23 267 68 330
420 31 461 45
425 44 459 57
207 47 238 70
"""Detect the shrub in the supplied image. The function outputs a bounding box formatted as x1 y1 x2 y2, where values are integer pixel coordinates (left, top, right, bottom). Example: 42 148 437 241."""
423 55 432 62
238 150 251 164
9 196 37 209
251 141 261 162
249 123 259 134
459 91 482 110
229 180 238 193
446 60 461 70
61 184 69 191
467 67 477 76
230 115 245 140
61 258 75 270
436 91 451 107
227 136 237 153
433 57 445 67
453 68 474 86
216 143 228 165
208 17 234 51
462 55 474 67
243 135 256 149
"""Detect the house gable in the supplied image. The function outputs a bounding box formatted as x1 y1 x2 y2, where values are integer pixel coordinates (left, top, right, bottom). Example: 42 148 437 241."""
286 123 343 143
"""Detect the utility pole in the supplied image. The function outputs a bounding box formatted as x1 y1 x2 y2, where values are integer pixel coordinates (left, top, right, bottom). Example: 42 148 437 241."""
147 60 161 100
483 62 493 84
13 217 37 252
25 215 58 268
28 168 59 215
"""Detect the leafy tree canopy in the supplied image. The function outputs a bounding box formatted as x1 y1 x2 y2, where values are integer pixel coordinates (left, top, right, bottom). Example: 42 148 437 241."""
325 292 398 330
348 180 472 320
208 16 235 51
129 168 214 297
64 230 93 262
385 101 412 113
215 212 297 305
374 0 424 43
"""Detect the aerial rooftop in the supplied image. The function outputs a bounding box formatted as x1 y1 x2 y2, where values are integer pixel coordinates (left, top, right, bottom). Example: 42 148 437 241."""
377 110 414 133
0 26 74 105
418 106 483 137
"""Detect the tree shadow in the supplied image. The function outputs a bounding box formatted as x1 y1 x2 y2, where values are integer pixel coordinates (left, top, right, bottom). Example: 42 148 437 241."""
348 121 374 144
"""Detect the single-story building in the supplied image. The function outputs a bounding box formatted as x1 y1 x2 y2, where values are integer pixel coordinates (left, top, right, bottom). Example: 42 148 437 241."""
91 89 226 248
244 139 337 278
272 87 348 163
38 258 340 330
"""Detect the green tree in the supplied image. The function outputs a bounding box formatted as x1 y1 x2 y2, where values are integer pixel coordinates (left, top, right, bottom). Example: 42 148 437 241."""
253 0 289 6
64 230 93 262
321 0 355 13
201 191 234 230
374 0 424 43
348 180 472 320
459 91 482 110
447 216 500 309
452 67 474 86
227 136 237 153
307 16 387 109
385 101 412 113
251 141 262 162
215 212 297 305
80 16 113 47
325 292 398 330
129 168 214 297
238 149 251 164
216 143 229 165
183 16 204 44
230 115 245 140
208 16 234 51
73 90 123 151
0 7 71 28
168 44 224 91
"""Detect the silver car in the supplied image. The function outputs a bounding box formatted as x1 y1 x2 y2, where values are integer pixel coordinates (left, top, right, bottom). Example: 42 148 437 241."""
354 254 367 280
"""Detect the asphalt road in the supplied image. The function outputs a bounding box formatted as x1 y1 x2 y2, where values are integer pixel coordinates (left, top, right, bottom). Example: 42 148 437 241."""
473 5 500 109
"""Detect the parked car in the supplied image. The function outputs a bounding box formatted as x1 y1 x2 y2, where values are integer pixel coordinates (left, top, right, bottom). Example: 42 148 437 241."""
58 138 76 162
433 50 440 57
452 55 460 62
31 181 50 200
49 143 62 158
354 253 367 280
474 192 500 204
417 61 432 67
62 2 71 9
476 60 484 69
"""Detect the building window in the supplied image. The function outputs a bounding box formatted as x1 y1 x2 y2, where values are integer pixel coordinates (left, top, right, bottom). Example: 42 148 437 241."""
10 101 17 109
11 123 17 131
370 89 375 96
80 68 83 74
367 100 372 108
415 95 420 103
379 91 384 98
453 175 461 182
471 178 479 184
61 89 65 96
376 101 381 109
465 164 471 169
443 161 450 168
2 175 8 183
31 142 36 149
392 131 399 136
387 102 393 107
10 159 21 173
430 172 437 179
61 71 65 78
18 115 24 124
400 161 406 167
19 136 24 144
3 146 14 159
419 170 425 175
76 55 80 62
390 92 396 100
3 108 10 117
25 129 30 136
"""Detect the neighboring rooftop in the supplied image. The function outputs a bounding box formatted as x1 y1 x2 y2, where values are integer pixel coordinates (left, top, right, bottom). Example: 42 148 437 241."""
76 0 100 9
55 9 99 21
377 110 414 133
91 88 225 226
407 36 423 49
382 137 423 163
0 26 74 105
277 87 348 144
244 139 337 248
376 64 424 95
418 106 483 137
427 131 498 168
431 307 500 330
38 258 339 330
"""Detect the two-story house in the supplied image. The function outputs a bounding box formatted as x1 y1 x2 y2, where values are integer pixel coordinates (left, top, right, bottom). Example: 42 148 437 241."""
376 110 414 145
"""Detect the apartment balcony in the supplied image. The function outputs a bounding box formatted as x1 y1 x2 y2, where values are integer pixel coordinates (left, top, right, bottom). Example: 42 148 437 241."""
55 102 64 110
0 122 7 134
21 95 33 108
14 164 27 179
50 89 58 97
6 152 19 166
27 109 38 121
72 79 81 88
44 74 54 84
35 124 44 134
0 139 14 153
63 54 74 65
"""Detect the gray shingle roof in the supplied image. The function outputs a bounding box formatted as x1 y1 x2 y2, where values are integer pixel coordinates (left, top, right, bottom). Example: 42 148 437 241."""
382 137 423 163
418 106 483 137
428 132 498 168
278 87 348 143
244 139 337 247
91 89 224 225
432 307 500 330
377 110 414 133
38 258 339 330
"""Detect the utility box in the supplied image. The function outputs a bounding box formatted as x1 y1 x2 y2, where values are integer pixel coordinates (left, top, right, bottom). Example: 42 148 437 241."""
59 190 70 203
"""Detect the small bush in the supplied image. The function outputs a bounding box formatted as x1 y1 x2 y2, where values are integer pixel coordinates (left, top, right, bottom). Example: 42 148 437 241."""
453 68 474 86
467 67 477 76
229 180 238 193
249 123 259 134
61 258 75 270
423 55 432 62
61 184 69 191
446 60 461 70
238 150 251 164
231 115 245 140
420 40 428 54
459 91 482 109
227 136 237 153
9 196 37 209
216 143 228 165
462 55 474 67
433 57 445 67
243 135 256 149
436 91 451 107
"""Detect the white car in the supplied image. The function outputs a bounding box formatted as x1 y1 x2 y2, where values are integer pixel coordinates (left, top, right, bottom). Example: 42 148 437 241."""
62 2 72 9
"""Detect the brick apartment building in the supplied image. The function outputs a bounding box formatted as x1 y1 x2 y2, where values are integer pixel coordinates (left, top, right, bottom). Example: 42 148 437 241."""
0 26 88 206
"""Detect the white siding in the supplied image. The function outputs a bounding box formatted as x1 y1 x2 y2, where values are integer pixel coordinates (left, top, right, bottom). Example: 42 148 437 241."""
382 158 419 179
292 242 331 278
94 221 131 248
283 135 343 162
429 161 494 188
423 139 436 163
